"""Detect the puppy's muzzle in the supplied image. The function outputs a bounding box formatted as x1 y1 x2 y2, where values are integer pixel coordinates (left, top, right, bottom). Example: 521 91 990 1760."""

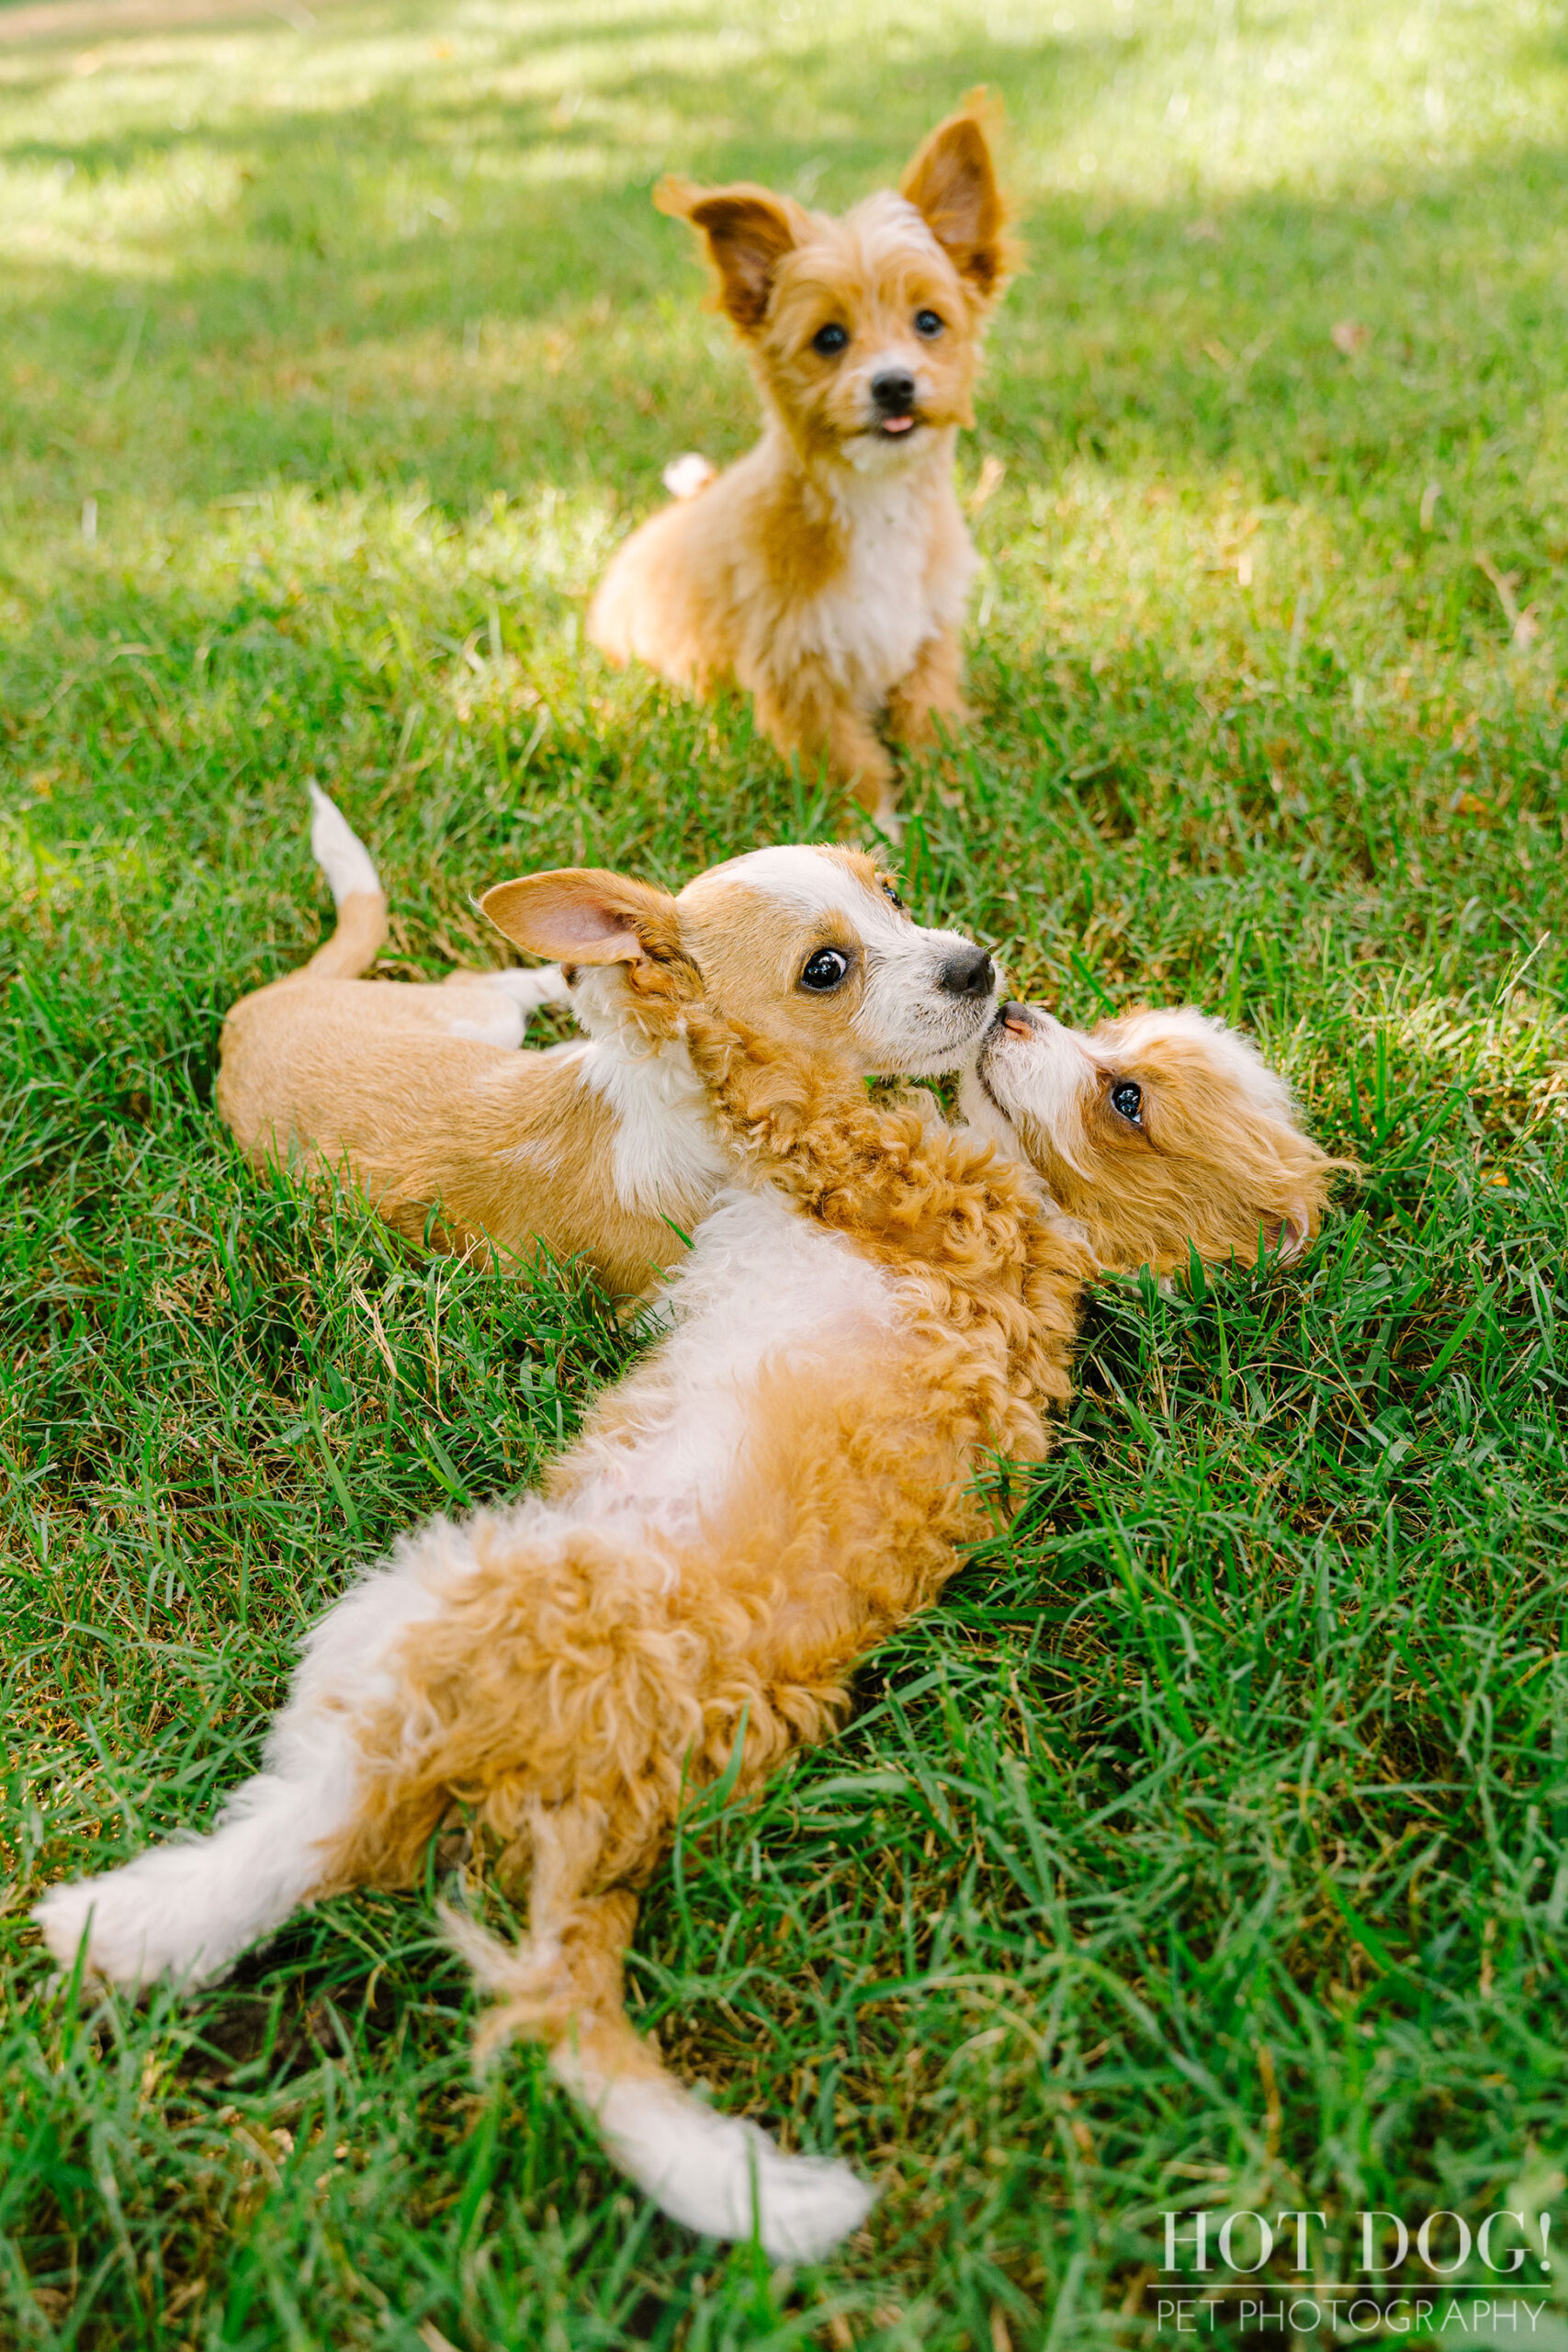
940 947 995 1000
871 368 918 420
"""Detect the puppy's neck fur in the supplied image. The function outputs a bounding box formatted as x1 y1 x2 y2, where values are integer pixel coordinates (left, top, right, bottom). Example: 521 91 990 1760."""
568 967 729 1220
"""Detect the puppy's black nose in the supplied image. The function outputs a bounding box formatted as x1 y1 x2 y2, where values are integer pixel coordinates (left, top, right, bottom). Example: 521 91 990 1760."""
939 946 995 999
871 368 917 416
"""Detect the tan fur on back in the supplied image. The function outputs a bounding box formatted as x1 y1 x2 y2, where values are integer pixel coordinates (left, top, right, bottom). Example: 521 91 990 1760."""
219 982 685 1288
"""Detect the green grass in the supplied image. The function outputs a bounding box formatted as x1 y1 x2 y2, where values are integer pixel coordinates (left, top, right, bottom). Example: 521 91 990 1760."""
3 0 1568 2344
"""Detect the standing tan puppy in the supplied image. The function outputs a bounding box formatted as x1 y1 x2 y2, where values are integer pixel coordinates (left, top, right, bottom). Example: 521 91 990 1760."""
217 790 998 1295
588 95 1014 824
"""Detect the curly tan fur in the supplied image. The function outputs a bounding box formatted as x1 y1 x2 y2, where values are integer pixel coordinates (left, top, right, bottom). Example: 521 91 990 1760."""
38 991 1083 2256
328 1010 1080 1927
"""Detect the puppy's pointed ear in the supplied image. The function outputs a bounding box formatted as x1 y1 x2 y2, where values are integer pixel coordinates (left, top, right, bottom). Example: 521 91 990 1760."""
656 175 804 333
480 869 681 965
900 90 1014 301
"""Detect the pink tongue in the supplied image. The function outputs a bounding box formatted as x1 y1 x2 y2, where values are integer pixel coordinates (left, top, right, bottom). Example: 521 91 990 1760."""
882 415 914 433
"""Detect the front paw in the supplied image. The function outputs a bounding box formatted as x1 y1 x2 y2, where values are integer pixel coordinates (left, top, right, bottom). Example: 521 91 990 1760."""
886 695 972 748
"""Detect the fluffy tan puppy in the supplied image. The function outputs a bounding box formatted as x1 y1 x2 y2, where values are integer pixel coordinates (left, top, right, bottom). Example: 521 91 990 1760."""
218 789 998 1295
588 95 1014 824
33 990 1345 2259
39 995 1087 2264
961 1001 1348 1272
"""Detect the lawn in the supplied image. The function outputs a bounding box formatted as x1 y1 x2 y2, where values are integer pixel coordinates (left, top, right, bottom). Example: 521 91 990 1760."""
2 0 1567 2345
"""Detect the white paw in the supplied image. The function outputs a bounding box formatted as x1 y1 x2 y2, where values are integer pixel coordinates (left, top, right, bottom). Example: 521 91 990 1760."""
35 1872 159 1990
580 2073 875 2262
744 2132 878 2265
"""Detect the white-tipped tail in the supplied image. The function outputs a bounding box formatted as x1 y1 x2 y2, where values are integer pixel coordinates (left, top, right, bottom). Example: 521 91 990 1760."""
555 2058 876 2264
308 783 381 907
662 452 716 502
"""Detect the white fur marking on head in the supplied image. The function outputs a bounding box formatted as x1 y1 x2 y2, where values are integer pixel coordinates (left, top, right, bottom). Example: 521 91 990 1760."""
308 784 382 908
687 843 876 926
846 187 951 272
692 846 996 1078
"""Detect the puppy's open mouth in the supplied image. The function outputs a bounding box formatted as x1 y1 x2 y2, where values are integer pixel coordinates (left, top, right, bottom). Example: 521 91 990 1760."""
879 415 919 436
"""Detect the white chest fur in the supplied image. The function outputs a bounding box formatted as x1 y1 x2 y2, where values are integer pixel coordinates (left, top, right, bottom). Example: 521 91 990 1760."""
565 970 731 1218
792 447 976 696
568 1187 904 1550
577 1034 730 1217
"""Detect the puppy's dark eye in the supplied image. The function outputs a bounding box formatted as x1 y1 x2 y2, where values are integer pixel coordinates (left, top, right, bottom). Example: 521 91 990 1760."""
1111 1080 1143 1125
800 947 852 992
913 309 944 338
812 322 850 356
881 879 906 911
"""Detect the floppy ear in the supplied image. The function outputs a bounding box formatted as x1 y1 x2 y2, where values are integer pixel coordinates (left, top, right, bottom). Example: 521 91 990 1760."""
899 90 1012 300
479 869 681 966
655 175 804 333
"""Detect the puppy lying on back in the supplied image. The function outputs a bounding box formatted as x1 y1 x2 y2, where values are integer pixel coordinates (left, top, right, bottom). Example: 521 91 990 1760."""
217 790 998 1296
39 993 1089 2266
589 95 1014 826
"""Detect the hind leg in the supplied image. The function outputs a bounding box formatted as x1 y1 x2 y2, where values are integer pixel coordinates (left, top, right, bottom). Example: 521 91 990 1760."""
448 1804 877 2264
35 1545 453 1991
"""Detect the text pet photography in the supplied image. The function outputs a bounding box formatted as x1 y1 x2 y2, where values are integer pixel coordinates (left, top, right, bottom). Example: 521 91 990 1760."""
1152 2205 1557 2337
